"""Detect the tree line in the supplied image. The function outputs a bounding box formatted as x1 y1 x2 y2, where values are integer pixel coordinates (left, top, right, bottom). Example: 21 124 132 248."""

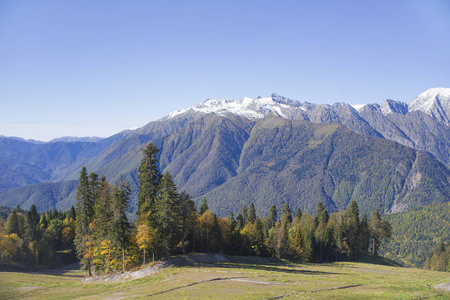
0 205 76 266
73 143 393 276
423 242 450 272
0 143 393 274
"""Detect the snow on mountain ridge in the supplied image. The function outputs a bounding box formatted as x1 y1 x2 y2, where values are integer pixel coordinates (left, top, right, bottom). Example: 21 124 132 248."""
409 87 450 113
164 88 450 123
164 94 309 120
409 88 450 123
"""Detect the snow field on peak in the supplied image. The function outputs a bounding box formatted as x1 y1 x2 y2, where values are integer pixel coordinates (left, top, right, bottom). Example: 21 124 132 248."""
350 104 366 111
409 87 450 113
163 88 450 122
164 96 302 120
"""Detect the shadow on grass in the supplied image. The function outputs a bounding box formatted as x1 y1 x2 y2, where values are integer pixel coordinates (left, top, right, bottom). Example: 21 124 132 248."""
355 254 403 267
198 257 338 276
18 262 84 278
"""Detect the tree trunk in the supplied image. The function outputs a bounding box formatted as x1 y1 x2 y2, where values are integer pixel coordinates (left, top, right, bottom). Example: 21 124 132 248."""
88 260 92 276
372 237 376 256
182 235 186 255
166 239 169 257
143 247 146 265
122 247 125 272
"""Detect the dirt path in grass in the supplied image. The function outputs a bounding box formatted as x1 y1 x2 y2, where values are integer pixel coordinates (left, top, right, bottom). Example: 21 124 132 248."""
81 253 229 284
266 284 363 299
144 276 249 297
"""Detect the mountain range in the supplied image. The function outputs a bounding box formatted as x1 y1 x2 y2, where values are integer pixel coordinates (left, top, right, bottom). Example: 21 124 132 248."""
1 88 449 216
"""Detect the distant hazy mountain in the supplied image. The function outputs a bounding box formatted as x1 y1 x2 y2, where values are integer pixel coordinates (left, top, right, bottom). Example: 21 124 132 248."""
49 136 105 143
0 88 449 216
0 135 45 144
0 132 127 194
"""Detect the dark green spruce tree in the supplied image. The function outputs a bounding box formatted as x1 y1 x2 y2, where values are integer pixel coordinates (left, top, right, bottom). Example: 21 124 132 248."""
137 143 161 223
268 205 277 228
110 176 131 271
281 203 292 225
345 201 360 259
199 197 209 215
179 191 197 254
155 171 182 257
74 166 98 276
248 203 256 224
6 210 20 236
295 207 302 220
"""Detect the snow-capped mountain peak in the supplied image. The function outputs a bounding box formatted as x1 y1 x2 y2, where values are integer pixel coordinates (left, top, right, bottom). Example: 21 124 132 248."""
164 94 310 120
409 87 450 123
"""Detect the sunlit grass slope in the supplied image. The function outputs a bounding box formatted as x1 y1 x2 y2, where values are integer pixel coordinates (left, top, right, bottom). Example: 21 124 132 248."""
0 256 448 299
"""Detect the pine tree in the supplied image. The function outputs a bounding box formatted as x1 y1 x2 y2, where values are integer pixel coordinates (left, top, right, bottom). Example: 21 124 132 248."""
358 213 370 254
281 203 292 225
345 201 360 259
268 205 277 228
295 207 302 220
69 205 76 220
315 203 329 262
29 205 39 227
236 213 245 230
92 178 112 242
155 172 181 257
6 210 20 236
315 202 328 224
241 206 248 224
24 210 37 242
74 166 97 276
39 214 48 229
137 143 161 221
199 197 209 215
179 191 197 254
254 218 266 256
229 212 237 230
110 177 131 271
248 203 256 224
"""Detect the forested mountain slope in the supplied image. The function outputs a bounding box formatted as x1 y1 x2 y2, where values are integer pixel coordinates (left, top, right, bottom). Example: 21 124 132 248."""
197 116 450 216
1 114 448 218
380 202 450 267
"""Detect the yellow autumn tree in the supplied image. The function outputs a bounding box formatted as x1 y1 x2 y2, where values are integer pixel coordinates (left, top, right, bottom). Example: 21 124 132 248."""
136 224 152 265
0 233 19 263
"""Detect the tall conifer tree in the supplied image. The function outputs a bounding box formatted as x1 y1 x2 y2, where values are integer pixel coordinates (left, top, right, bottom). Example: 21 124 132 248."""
74 166 97 276
137 143 161 222
268 205 277 228
248 203 256 224
199 197 209 215
179 191 197 254
155 172 181 256
110 177 131 271
6 210 20 236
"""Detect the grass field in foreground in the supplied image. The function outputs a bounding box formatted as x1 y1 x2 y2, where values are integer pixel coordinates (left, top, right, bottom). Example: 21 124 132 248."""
0 256 448 299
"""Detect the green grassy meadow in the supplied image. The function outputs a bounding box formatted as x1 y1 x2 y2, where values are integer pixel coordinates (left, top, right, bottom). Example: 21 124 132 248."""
1 256 448 299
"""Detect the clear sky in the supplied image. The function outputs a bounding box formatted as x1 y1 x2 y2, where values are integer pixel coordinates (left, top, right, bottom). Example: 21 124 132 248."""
1 0 449 141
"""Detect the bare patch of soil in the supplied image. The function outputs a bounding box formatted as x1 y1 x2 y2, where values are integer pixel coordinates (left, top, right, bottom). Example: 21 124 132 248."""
435 282 450 292
81 253 228 284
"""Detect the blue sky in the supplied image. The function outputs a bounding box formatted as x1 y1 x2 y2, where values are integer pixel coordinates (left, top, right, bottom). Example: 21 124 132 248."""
1 0 449 141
